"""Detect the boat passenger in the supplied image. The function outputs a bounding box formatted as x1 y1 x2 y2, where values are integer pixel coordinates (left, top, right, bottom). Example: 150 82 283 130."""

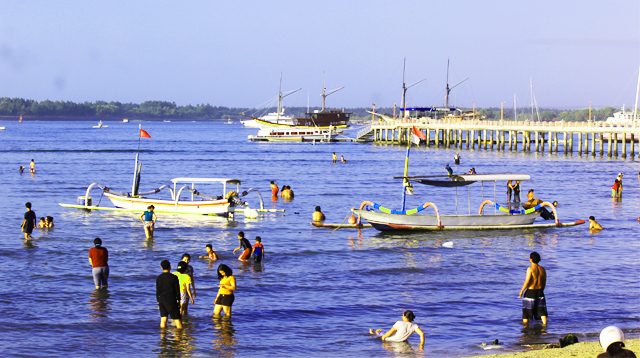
522 189 554 220
369 310 425 351
507 180 514 203
513 181 521 203
38 217 47 229
232 231 252 262
199 244 219 261
589 216 604 232
312 206 326 223
445 164 453 176
468 167 477 175
45 216 54 228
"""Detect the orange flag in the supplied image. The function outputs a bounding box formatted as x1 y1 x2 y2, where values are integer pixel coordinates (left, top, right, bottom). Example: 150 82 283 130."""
139 129 151 138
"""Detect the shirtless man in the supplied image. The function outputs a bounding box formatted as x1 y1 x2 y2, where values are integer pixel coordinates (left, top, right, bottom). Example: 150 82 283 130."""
518 251 548 326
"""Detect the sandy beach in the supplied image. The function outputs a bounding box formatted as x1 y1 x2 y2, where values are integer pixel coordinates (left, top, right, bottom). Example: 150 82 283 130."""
474 338 639 358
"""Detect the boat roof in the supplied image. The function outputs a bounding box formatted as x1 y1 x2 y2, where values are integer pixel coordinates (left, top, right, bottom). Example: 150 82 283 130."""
171 178 241 185
396 174 530 187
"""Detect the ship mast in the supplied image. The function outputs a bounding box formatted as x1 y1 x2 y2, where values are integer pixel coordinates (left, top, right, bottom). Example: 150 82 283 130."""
400 58 426 118
321 78 344 112
276 73 301 121
444 59 469 109
634 65 640 123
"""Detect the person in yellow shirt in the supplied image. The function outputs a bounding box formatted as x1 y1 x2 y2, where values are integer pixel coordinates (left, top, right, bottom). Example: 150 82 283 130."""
332 152 337 164
213 264 236 318
312 206 326 223
29 159 35 174
173 261 195 316
589 216 604 233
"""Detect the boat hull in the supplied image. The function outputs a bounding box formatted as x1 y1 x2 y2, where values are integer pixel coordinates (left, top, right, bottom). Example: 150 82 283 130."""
104 192 231 216
353 209 540 231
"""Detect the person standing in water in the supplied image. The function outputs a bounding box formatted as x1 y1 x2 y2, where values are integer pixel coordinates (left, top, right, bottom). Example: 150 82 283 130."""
156 260 182 329
88 237 109 290
270 181 279 200
232 231 252 262
140 205 157 239
518 251 548 326
213 264 236 318
369 310 425 351
29 159 35 174
340 155 347 164
21 202 37 240
173 261 195 316
332 152 337 164
252 236 265 263
181 253 196 299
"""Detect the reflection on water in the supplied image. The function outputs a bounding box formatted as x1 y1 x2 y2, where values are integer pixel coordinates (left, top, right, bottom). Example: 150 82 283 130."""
211 317 237 356
159 326 195 356
381 341 420 356
88 289 110 321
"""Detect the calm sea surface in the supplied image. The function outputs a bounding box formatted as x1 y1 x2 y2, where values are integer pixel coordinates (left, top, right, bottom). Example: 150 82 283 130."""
0 120 638 357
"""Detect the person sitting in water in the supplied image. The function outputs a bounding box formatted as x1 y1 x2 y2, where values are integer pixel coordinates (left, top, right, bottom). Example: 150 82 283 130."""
522 189 555 220
199 244 219 261
589 216 604 232
19 165 25 174
312 206 326 223
38 217 47 229
369 310 425 351
45 216 54 228
598 326 637 358
340 155 347 164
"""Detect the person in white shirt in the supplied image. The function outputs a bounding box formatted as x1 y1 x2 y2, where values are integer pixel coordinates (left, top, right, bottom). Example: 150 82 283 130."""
369 310 425 351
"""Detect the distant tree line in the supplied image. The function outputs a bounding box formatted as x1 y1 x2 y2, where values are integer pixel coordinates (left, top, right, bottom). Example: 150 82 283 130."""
0 97 618 121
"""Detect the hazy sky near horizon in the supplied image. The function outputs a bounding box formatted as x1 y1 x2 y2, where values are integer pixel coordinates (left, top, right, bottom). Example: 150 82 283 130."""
1 1 639 109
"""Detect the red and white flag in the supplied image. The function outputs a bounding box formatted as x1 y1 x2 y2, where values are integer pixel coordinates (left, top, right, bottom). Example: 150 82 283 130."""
411 126 426 145
139 129 151 138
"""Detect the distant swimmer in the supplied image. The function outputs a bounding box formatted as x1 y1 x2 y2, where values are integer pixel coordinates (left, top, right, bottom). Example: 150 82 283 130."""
340 155 347 164
38 217 47 229
369 310 425 351
140 205 157 239
281 185 294 201
252 236 264 263
332 152 337 164
611 173 623 198
589 216 604 232
518 251 548 326
312 206 326 223
199 244 219 261
19 165 24 174
454 153 460 165
156 260 183 329
88 238 109 290
21 202 37 240
45 216 54 228
29 159 35 175
445 163 453 176
213 264 236 318
270 181 279 200
232 231 252 262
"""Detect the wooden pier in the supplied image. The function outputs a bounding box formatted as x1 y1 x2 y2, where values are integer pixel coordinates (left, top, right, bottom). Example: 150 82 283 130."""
361 118 640 158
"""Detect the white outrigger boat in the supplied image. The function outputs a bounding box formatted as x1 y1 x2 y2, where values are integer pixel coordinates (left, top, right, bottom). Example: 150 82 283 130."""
351 127 584 231
60 127 276 218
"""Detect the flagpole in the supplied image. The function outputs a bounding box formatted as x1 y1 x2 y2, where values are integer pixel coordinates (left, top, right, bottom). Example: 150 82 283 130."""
401 139 411 211
132 124 142 196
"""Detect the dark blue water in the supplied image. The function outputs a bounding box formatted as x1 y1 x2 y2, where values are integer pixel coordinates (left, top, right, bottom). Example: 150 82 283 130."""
0 120 638 357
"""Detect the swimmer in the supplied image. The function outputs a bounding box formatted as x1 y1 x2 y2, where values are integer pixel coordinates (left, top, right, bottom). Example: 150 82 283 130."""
340 155 347 164
454 153 460 165
445 164 453 176
199 244 219 261
45 216 54 228
19 165 24 174
38 217 47 229
312 206 326 223
589 216 604 232
369 310 425 351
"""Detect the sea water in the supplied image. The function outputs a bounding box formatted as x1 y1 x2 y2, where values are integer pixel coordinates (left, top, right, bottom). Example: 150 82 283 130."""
0 120 638 357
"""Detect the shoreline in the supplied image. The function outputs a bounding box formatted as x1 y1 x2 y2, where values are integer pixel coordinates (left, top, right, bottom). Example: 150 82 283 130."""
472 338 639 357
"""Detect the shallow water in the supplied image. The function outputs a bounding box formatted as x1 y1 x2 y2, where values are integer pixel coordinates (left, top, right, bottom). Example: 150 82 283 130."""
0 120 638 357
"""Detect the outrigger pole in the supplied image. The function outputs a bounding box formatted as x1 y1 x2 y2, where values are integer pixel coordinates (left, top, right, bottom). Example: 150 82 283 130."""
401 138 412 211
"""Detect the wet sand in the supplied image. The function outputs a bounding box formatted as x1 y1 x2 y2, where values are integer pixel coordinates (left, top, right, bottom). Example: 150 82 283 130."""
474 338 639 357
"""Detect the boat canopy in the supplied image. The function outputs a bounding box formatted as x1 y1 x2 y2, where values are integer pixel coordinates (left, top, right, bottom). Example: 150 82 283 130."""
170 178 241 185
395 174 530 186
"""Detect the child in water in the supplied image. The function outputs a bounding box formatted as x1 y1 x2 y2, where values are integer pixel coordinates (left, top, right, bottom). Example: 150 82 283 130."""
199 244 219 261
38 217 47 229
369 310 425 350
589 216 604 232
252 236 264 263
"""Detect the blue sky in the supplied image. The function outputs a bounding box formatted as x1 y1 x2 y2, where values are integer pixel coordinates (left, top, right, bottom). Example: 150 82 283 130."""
0 1 638 108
